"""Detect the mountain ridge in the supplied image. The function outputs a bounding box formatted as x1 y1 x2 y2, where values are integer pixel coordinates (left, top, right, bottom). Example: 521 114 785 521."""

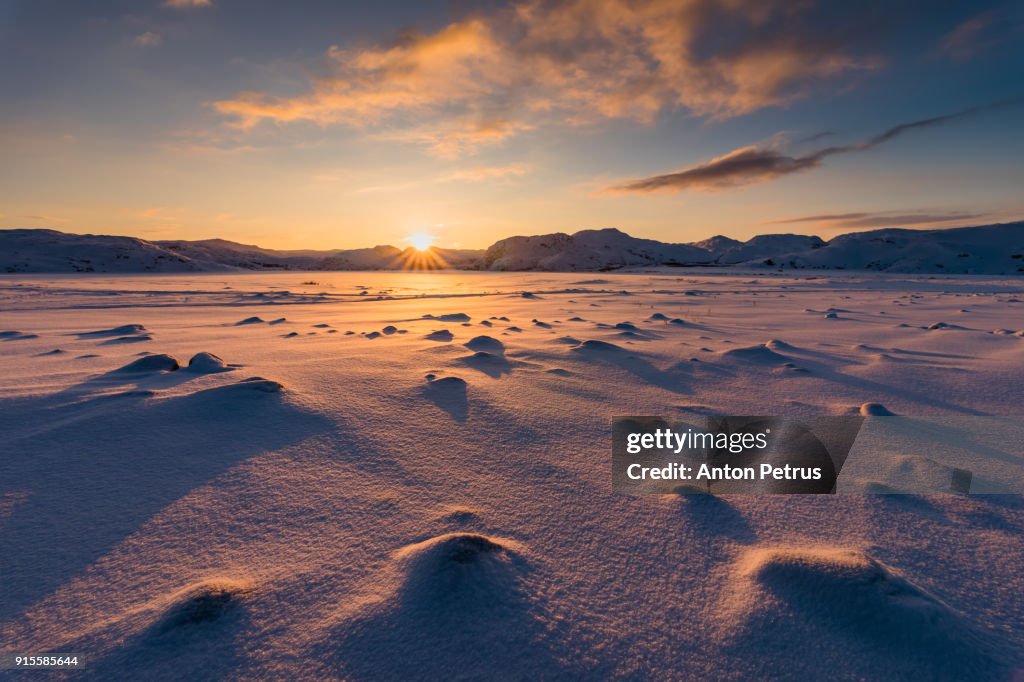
1 223 1022 274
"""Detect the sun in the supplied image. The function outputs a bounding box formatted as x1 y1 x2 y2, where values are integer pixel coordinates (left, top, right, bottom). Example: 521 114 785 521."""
407 232 435 251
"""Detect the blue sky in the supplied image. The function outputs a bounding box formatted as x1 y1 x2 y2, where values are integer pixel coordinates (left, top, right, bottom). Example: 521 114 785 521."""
1 0 1022 249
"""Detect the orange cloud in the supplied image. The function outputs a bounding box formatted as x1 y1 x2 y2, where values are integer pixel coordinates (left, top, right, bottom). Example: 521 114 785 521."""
213 0 878 153
442 163 530 182
380 118 535 158
214 20 509 130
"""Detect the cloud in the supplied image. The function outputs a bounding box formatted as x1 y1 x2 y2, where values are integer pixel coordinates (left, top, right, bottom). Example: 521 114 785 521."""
379 118 535 158
940 9 1016 62
609 146 822 192
766 211 989 229
133 32 162 48
610 101 1017 193
164 0 212 7
214 20 509 130
441 163 530 182
213 0 878 154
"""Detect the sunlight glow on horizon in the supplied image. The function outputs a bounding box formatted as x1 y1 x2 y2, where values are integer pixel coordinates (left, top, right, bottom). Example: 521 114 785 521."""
407 232 436 251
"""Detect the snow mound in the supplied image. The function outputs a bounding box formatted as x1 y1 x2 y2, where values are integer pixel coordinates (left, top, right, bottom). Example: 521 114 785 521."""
764 339 798 351
185 352 232 373
114 354 180 373
190 376 283 395
720 546 1009 679
153 578 252 635
425 329 454 342
423 376 469 420
79 324 148 337
575 339 624 352
859 402 896 416
464 335 505 354
426 376 467 389
224 377 282 393
720 343 790 364
101 334 153 345
234 317 264 326
314 533 576 679
424 313 471 322
389 533 524 607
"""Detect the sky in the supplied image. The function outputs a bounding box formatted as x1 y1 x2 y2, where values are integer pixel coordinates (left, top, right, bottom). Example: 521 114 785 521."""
1 0 1022 250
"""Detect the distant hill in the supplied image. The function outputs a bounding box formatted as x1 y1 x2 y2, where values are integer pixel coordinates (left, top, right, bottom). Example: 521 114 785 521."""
483 228 710 271
748 223 1024 274
1 222 1022 274
0 229 221 273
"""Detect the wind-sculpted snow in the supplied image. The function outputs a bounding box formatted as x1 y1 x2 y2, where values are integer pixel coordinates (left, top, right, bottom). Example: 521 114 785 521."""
718 547 1015 679
0 270 1022 679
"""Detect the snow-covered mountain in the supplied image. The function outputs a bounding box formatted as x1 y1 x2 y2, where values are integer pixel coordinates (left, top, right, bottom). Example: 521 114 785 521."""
742 222 1024 274
2 222 1022 274
484 228 711 271
715 234 825 264
0 229 225 273
0 230 486 273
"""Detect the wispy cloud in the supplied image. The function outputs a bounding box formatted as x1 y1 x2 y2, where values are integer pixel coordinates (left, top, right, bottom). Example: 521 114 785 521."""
609 101 1018 193
441 163 530 182
213 0 878 155
609 146 822 193
133 32 162 48
766 210 989 229
164 0 212 8
377 118 535 158
938 8 1024 62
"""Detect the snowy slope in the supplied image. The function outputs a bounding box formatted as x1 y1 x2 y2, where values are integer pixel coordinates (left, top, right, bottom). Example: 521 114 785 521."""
692 234 743 257
745 222 1024 274
157 239 323 270
484 228 712 270
0 229 227 273
716 234 825 264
